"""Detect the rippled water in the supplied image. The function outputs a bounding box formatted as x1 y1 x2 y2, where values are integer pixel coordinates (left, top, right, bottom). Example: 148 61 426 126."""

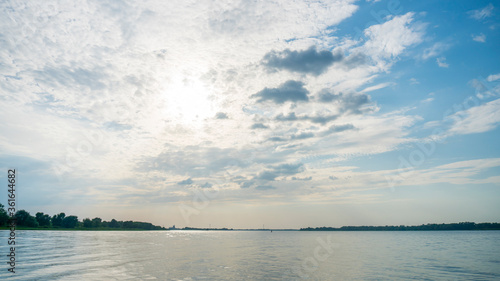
0 230 499 280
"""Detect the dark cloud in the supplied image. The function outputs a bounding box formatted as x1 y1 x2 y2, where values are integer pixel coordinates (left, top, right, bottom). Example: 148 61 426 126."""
342 94 370 114
265 122 353 144
269 91 370 127
275 112 298 121
268 131 316 142
322 124 355 136
252 80 309 104
331 124 355 132
291 176 312 181
240 181 254 188
272 163 304 175
309 114 339 124
274 112 338 125
254 163 305 182
268 136 287 142
215 112 229 119
256 171 279 181
342 52 368 69
291 132 315 140
177 178 193 185
317 90 371 114
262 46 343 76
251 123 269 129
317 91 341 103
329 176 338 180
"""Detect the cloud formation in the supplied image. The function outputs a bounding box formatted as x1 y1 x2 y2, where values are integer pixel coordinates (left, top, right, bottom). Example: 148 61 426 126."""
448 98 500 135
436 57 449 68
469 4 494 20
317 90 371 114
274 112 339 124
255 163 305 181
251 123 269 129
215 112 229 119
487 73 500 82
2 0 498 228
292 176 312 181
262 46 343 76
362 12 424 60
422 42 451 59
252 80 309 104
322 124 355 135
177 178 193 185
472 33 486 43
291 132 315 140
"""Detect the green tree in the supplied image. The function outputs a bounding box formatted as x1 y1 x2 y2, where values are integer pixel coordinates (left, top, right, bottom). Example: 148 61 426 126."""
35 212 51 227
92 217 102 228
51 213 65 227
123 220 134 229
15 210 39 227
109 219 119 228
0 204 9 226
83 218 92 228
62 215 79 228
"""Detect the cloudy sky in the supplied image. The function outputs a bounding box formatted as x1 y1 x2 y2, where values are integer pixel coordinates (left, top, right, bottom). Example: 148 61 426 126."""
1 0 499 228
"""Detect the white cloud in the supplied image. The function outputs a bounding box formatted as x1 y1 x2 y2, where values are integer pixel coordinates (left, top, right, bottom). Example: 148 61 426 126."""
362 12 425 60
469 4 494 20
448 98 500 135
436 57 449 68
0 1 379 190
472 33 486 42
360 82 394 93
487 73 500 82
386 158 500 187
469 78 500 99
421 97 434 103
422 42 451 59
0 0 455 219
304 157 500 192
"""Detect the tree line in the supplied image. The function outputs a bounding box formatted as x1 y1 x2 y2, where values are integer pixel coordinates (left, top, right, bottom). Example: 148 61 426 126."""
300 222 500 231
0 204 165 230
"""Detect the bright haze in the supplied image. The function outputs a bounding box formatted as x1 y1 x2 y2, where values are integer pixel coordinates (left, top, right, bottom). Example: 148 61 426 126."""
1 1 499 229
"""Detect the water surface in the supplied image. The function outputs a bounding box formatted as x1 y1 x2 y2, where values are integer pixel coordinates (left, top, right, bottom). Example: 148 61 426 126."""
0 230 499 280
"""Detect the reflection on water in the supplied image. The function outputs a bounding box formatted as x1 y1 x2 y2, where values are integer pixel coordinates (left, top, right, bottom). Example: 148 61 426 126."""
0 230 499 280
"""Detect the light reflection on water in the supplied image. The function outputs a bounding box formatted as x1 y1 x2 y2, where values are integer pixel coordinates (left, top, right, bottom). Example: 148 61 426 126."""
0 230 499 280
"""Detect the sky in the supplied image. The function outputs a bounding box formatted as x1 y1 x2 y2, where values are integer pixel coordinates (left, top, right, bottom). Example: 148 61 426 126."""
1 0 499 229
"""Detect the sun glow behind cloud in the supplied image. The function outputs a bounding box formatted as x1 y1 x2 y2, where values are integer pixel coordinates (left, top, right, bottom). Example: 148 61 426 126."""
162 74 217 127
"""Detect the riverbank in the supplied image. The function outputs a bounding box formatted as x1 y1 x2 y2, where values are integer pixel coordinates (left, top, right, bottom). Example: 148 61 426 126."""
0 226 166 231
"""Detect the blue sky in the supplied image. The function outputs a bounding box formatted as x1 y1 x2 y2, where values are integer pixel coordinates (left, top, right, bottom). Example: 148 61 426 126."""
1 0 499 228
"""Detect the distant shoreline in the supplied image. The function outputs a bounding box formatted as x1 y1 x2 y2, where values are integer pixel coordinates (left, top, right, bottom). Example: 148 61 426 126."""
300 222 500 231
0 226 162 231
2 222 500 231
